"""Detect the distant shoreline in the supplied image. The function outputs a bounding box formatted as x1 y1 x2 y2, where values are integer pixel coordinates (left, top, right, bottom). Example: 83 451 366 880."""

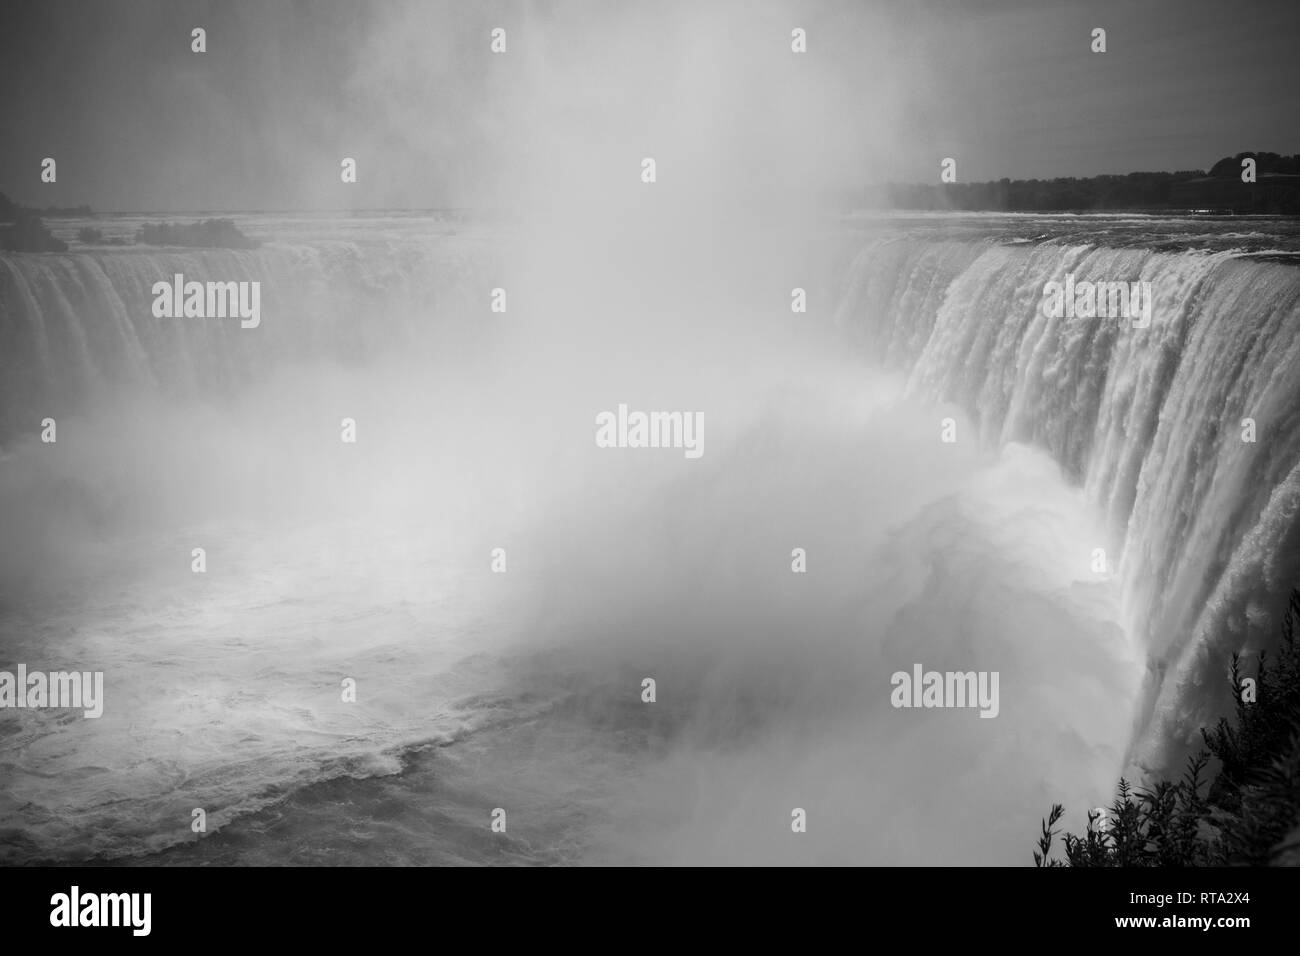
6 153 1300 219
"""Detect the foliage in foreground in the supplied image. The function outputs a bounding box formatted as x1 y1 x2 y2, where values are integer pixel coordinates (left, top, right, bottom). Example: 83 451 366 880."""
1034 589 1300 866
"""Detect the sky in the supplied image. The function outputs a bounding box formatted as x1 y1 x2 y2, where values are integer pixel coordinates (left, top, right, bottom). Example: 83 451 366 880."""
1 0 1297 212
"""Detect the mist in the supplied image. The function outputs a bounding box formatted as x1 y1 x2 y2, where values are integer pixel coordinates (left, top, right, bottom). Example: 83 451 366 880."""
17 0 1268 866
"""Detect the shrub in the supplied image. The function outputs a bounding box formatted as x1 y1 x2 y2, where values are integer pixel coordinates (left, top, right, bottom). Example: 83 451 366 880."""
1034 589 1300 866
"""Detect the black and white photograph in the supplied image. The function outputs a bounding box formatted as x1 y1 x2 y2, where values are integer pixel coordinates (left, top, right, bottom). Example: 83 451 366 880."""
0 0 1297 930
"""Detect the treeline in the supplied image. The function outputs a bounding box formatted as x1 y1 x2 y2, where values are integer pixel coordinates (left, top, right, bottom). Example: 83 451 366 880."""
1209 152 1300 178
870 171 1203 213
0 191 69 251
857 152 1300 214
1033 589 1300 866
0 193 262 252
135 219 259 249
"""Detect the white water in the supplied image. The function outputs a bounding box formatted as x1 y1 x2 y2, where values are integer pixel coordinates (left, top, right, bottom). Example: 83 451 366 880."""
1 214 1297 864
834 234 1300 772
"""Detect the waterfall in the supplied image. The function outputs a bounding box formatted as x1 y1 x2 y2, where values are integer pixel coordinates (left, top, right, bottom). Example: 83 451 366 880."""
0 237 495 444
835 236 1300 771
4 225 1298 781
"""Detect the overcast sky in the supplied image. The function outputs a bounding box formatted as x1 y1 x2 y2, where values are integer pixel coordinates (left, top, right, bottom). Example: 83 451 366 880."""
2 0 1297 211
